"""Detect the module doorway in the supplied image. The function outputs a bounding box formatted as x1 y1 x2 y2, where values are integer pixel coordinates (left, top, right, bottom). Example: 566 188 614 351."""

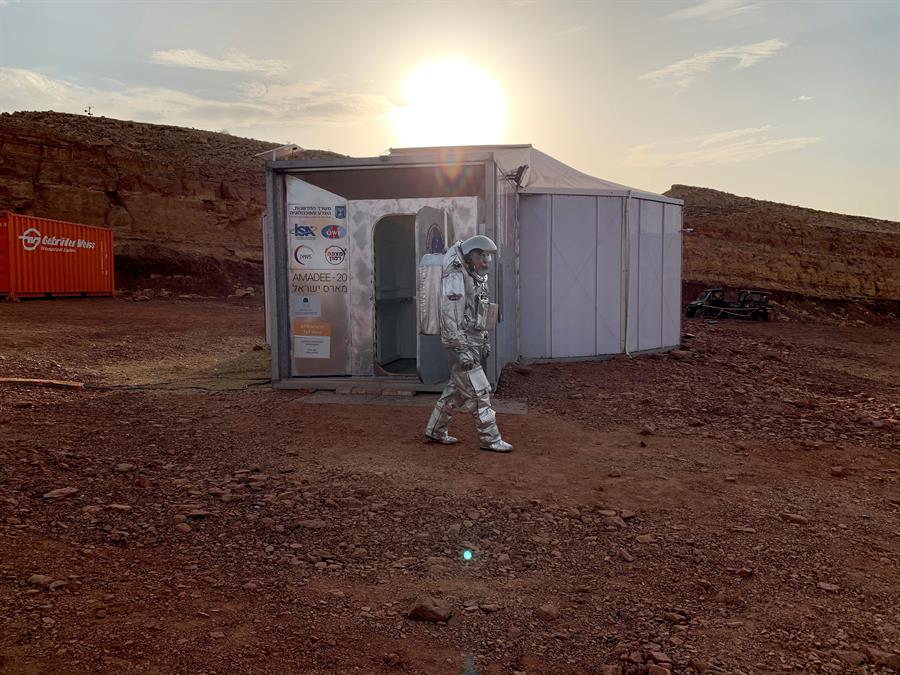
373 214 417 376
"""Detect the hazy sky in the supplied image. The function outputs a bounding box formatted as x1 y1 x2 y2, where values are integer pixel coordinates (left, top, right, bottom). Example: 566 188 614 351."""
1 0 898 220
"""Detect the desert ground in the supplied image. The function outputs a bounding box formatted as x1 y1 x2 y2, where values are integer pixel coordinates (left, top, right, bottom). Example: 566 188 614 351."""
1 297 898 674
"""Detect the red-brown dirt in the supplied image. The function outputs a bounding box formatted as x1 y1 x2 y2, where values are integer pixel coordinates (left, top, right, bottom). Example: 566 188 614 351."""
1 298 898 674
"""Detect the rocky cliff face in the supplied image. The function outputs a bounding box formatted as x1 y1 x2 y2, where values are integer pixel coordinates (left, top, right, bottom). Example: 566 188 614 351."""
666 185 899 302
2 113 896 303
0 111 340 292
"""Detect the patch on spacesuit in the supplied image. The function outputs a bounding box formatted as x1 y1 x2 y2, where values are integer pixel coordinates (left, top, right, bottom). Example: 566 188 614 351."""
467 366 491 395
442 272 465 300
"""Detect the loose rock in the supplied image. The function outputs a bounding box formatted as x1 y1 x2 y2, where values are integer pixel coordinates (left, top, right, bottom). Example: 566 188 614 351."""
833 650 866 666
28 574 53 587
43 487 78 500
602 516 627 529
535 603 560 621
406 596 452 622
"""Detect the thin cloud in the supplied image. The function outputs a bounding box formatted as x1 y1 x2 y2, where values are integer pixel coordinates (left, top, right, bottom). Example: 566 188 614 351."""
148 49 288 77
640 38 788 88
794 94 814 102
0 68 75 107
695 125 772 147
0 67 391 130
242 80 393 124
667 0 761 21
555 26 588 36
625 126 821 168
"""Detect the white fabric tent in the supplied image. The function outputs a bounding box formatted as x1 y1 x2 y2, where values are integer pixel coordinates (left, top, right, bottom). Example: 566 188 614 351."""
392 144 683 360
391 144 676 203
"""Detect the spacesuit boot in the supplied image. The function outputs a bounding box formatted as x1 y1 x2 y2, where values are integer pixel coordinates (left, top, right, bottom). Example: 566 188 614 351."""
473 396 513 453
481 438 513 452
425 396 459 445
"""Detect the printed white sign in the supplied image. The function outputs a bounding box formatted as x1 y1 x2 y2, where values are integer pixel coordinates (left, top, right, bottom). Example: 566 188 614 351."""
294 335 331 359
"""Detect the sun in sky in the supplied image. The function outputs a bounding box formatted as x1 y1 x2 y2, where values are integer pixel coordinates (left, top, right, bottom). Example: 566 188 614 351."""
389 59 506 147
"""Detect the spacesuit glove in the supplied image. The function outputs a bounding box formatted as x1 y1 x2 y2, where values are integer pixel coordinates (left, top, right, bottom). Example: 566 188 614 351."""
456 350 476 371
481 343 491 360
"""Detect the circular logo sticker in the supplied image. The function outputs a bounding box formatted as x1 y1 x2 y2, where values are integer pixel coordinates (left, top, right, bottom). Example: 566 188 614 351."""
324 245 347 266
18 227 42 252
293 245 314 266
322 225 346 239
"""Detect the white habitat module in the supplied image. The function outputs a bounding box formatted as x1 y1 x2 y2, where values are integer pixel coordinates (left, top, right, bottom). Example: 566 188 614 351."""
263 144 683 391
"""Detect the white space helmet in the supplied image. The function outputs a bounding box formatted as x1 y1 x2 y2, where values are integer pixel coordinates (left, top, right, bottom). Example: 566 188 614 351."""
460 235 498 256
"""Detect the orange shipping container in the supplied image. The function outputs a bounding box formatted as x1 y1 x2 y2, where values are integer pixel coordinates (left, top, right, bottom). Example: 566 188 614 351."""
0 213 114 298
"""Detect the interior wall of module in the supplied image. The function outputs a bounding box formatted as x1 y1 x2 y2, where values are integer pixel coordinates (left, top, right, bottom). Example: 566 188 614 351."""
373 215 417 365
625 199 683 353
519 194 623 359
346 196 479 377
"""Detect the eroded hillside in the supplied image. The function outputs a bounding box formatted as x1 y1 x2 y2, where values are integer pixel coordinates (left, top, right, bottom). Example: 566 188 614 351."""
1 112 896 304
0 111 340 292
666 185 899 302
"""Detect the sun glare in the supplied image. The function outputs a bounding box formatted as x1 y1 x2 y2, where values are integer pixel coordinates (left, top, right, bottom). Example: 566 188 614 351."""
389 59 506 147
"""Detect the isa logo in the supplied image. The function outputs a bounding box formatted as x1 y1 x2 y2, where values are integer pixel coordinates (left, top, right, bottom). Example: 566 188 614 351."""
334 205 346 219
322 225 346 240
293 224 317 238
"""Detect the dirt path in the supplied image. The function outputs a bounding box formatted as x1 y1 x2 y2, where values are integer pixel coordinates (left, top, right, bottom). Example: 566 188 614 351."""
1 299 898 674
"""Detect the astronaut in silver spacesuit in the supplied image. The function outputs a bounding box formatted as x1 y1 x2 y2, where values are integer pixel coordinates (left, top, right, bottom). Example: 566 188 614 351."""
425 235 513 453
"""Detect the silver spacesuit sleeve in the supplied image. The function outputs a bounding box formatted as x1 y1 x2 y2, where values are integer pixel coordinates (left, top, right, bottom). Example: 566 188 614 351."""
440 268 467 349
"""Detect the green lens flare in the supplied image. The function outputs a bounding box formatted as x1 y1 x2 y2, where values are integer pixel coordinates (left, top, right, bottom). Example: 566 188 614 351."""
463 550 473 561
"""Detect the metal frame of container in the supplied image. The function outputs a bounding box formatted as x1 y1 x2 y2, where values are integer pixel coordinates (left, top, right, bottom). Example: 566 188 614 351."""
266 152 497 392
0 213 115 299
264 148 683 392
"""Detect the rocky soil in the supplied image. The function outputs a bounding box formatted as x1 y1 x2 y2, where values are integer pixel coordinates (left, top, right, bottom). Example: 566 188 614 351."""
1 298 898 674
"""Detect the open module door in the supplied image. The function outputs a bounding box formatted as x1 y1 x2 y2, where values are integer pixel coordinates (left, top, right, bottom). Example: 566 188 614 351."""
415 206 453 384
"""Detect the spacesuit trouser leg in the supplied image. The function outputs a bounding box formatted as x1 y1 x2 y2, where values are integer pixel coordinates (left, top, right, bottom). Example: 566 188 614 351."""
471 386 502 447
428 348 503 446
425 353 469 439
